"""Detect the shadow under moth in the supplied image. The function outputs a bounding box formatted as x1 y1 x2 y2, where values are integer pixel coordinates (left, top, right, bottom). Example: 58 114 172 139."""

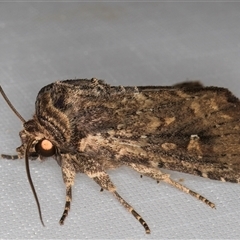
1 78 240 234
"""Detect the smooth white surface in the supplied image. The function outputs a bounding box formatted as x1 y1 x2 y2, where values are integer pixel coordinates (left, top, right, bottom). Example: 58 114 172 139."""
0 2 240 239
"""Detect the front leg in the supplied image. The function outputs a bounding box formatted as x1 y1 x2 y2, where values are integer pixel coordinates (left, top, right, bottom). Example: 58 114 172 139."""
1 154 19 160
59 156 76 225
1 152 38 160
85 165 151 234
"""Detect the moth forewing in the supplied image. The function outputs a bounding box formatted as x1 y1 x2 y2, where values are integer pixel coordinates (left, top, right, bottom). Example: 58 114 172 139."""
1 78 240 234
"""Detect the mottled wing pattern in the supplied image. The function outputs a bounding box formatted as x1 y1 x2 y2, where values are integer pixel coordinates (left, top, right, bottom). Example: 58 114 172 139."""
138 84 240 182
36 79 240 183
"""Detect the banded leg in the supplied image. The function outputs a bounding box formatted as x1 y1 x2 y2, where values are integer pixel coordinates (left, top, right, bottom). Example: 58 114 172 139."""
164 177 215 208
89 171 151 234
112 191 150 234
59 186 72 225
60 156 76 225
1 153 38 160
1 154 19 160
128 163 215 209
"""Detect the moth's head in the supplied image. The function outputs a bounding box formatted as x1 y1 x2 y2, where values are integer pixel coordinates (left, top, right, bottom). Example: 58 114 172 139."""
17 119 60 164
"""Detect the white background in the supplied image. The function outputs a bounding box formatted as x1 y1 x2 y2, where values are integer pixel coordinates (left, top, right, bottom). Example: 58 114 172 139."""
0 2 240 239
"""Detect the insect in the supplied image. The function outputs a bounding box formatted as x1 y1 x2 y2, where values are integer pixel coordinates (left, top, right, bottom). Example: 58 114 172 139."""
1 78 240 234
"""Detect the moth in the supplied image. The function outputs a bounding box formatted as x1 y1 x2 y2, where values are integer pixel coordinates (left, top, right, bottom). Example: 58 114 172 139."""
1 78 240 234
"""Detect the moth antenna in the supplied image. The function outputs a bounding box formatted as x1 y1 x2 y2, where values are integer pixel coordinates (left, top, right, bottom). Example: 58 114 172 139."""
0 86 26 123
0 85 44 225
25 138 45 226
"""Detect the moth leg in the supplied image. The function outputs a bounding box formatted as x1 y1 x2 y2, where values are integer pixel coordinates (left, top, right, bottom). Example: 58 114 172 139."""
128 164 215 209
59 185 72 225
1 154 19 160
89 171 151 234
163 177 215 209
112 191 150 234
1 152 38 160
59 158 76 225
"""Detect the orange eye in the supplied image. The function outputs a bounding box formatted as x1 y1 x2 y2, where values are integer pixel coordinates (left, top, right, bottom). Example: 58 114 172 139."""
35 139 56 157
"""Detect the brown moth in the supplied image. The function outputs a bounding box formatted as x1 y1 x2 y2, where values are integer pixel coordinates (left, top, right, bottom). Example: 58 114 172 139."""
1 78 240 234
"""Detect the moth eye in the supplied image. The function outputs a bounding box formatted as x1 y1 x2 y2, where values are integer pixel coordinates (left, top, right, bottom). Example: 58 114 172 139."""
35 139 56 157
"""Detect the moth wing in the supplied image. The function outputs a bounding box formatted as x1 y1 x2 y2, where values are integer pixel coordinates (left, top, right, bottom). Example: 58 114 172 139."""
35 80 240 182
136 85 240 182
